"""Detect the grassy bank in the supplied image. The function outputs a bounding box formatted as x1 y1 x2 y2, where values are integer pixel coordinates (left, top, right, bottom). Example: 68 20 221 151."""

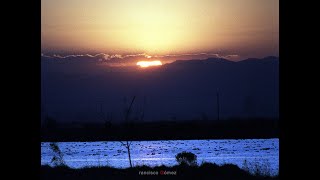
41 163 278 180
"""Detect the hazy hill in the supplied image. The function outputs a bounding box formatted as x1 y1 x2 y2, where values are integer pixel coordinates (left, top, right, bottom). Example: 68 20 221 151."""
41 56 279 124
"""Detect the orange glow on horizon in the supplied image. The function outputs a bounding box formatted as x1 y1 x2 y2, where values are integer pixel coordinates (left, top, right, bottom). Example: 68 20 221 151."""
137 60 162 68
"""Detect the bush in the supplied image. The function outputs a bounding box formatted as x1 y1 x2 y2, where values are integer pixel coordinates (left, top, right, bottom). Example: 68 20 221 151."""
50 142 66 167
242 159 272 177
175 151 197 166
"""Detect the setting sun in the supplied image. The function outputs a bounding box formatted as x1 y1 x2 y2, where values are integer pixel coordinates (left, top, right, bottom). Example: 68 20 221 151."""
137 60 162 68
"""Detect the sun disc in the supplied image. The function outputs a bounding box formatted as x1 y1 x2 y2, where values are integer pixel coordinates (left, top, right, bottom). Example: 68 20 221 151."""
136 60 162 68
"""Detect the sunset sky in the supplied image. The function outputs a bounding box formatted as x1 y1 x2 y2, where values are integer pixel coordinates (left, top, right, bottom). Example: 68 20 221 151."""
41 0 278 61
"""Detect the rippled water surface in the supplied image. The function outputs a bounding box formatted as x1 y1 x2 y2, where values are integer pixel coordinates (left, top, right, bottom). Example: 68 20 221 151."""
41 138 278 175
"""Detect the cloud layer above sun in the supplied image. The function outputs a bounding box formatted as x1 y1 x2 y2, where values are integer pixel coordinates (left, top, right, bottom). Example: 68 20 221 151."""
41 51 243 67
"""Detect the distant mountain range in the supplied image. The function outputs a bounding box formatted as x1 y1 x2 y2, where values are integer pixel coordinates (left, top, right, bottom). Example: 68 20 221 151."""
41 56 279 124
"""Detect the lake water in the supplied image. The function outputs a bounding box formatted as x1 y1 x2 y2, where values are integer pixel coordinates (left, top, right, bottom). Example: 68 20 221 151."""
41 138 279 176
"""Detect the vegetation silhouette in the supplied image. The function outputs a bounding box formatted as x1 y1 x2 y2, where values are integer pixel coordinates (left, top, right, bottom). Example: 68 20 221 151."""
41 118 278 141
175 151 197 166
119 96 136 168
49 142 66 167
41 162 278 180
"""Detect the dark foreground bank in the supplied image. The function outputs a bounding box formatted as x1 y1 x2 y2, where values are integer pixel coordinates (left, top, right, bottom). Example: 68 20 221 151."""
41 163 279 180
42 119 279 141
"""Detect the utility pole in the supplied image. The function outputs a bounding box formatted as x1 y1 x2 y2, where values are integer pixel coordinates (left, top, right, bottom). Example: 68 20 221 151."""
99 102 103 122
217 89 220 121
140 96 146 122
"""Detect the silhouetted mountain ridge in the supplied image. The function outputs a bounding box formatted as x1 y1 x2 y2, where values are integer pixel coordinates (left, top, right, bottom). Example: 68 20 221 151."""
41 56 279 123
